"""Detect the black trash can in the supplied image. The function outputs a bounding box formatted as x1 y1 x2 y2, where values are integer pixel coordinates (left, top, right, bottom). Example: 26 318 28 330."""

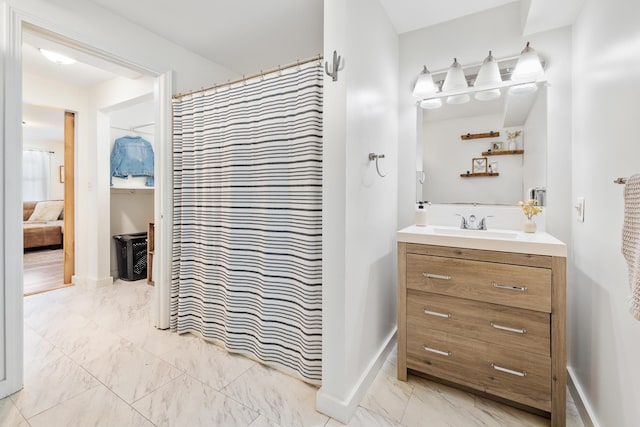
113 232 147 281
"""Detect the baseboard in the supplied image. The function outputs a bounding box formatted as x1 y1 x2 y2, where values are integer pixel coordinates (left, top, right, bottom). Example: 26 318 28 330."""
567 367 599 427
83 276 113 289
316 327 397 423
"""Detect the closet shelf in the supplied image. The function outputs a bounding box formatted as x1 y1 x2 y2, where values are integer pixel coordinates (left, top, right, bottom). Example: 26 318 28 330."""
460 172 500 178
110 187 154 194
482 149 524 156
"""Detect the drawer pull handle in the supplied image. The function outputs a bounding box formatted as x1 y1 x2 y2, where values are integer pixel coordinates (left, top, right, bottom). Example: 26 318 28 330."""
424 273 452 280
424 309 451 318
424 346 451 357
490 322 527 334
492 282 527 292
491 363 527 377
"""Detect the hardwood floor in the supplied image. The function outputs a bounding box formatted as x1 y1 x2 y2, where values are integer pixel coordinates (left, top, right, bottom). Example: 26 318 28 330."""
23 248 69 296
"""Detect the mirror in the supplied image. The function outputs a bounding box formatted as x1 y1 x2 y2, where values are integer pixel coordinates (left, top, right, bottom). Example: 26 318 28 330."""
418 84 547 205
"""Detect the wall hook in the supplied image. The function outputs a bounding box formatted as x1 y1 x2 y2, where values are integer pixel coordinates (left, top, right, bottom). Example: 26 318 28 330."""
325 50 341 81
368 153 387 178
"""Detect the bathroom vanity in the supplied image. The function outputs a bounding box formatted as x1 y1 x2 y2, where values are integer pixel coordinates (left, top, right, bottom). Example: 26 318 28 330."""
397 225 566 426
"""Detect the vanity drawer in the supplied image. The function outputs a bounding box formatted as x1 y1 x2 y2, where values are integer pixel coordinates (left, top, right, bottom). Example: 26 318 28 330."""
407 329 551 412
406 254 552 312
407 290 550 356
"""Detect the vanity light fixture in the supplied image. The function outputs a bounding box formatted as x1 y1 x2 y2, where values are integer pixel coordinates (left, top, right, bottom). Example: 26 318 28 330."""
413 66 442 109
39 48 76 65
509 42 544 95
412 66 438 98
412 45 546 104
474 51 502 101
419 98 443 109
442 58 470 104
511 42 544 82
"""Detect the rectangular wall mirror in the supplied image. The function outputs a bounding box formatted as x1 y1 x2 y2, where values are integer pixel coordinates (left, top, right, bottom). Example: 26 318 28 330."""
417 84 547 205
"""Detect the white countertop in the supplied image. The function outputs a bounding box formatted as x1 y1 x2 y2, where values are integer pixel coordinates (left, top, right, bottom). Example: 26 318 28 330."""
397 225 567 257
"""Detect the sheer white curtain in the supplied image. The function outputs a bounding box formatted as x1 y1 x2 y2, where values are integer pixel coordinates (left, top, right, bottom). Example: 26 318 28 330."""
23 149 51 201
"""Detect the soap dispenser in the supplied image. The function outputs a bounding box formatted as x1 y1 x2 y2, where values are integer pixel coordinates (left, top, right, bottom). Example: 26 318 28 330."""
415 202 429 226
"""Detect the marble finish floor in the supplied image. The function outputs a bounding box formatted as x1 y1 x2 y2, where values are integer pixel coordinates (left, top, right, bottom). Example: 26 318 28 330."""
1 280 585 426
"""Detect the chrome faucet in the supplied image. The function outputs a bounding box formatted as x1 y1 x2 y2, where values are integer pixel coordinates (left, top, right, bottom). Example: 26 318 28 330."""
458 214 490 230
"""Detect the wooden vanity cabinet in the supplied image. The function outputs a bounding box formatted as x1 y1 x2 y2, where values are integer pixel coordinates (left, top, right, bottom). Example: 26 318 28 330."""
397 243 566 426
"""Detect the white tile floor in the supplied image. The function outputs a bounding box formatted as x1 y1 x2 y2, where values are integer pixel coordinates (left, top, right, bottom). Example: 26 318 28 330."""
1 280 585 427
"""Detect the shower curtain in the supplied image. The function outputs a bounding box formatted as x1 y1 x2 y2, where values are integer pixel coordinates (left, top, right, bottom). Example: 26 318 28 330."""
171 61 323 384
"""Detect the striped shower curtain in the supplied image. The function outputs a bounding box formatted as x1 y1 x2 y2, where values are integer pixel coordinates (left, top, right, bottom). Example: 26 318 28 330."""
171 61 323 384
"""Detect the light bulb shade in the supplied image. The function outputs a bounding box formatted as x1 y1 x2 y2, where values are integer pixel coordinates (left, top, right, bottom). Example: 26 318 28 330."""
412 66 438 98
446 94 470 104
419 98 442 109
512 42 544 82
475 51 502 88
442 58 468 93
474 89 501 101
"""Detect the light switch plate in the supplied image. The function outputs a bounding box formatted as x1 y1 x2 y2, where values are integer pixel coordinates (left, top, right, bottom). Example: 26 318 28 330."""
575 197 585 222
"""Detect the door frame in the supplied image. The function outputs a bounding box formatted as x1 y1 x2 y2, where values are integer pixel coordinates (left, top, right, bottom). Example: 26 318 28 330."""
63 111 75 284
1 4 173 397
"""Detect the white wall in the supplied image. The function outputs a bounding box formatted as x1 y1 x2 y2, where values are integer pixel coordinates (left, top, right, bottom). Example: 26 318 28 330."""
398 2 572 244
1 0 239 397
570 0 640 425
318 0 398 421
22 139 65 201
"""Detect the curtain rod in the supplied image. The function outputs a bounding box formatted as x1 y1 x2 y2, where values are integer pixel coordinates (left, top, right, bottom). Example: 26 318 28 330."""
173 54 323 100
23 148 54 154
111 125 153 136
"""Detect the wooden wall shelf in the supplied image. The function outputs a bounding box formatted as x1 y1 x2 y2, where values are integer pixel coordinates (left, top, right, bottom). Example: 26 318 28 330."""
460 172 500 178
482 149 524 156
460 131 500 140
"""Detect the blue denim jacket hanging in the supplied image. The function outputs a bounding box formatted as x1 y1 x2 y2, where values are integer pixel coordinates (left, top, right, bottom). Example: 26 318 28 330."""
110 136 154 186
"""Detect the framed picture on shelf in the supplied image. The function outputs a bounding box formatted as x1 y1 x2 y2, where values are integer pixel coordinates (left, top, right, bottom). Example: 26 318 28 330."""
472 157 488 174
491 141 503 151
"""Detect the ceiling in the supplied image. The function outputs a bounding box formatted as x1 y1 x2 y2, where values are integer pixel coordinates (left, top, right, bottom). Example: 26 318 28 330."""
20 1 582 145
88 0 324 75
22 0 583 98
84 0 533 75
378 0 519 34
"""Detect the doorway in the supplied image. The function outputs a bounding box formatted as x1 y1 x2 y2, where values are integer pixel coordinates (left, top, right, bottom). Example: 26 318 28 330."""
1 10 173 399
21 105 75 296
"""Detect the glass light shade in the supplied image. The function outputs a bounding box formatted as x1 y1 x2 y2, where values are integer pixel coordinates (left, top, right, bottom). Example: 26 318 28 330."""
475 88 501 101
446 94 470 104
474 51 502 101
511 42 544 82
419 98 442 109
443 58 469 104
39 48 76 65
442 58 468 92
412 66 438 99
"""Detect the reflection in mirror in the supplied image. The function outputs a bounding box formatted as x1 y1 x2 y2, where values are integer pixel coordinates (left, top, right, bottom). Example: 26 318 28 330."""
418 84 547 206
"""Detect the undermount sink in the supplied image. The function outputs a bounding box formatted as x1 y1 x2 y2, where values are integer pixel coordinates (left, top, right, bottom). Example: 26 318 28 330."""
431 227 519 240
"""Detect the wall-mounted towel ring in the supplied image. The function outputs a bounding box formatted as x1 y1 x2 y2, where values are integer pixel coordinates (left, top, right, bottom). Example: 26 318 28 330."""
369 153 387 178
